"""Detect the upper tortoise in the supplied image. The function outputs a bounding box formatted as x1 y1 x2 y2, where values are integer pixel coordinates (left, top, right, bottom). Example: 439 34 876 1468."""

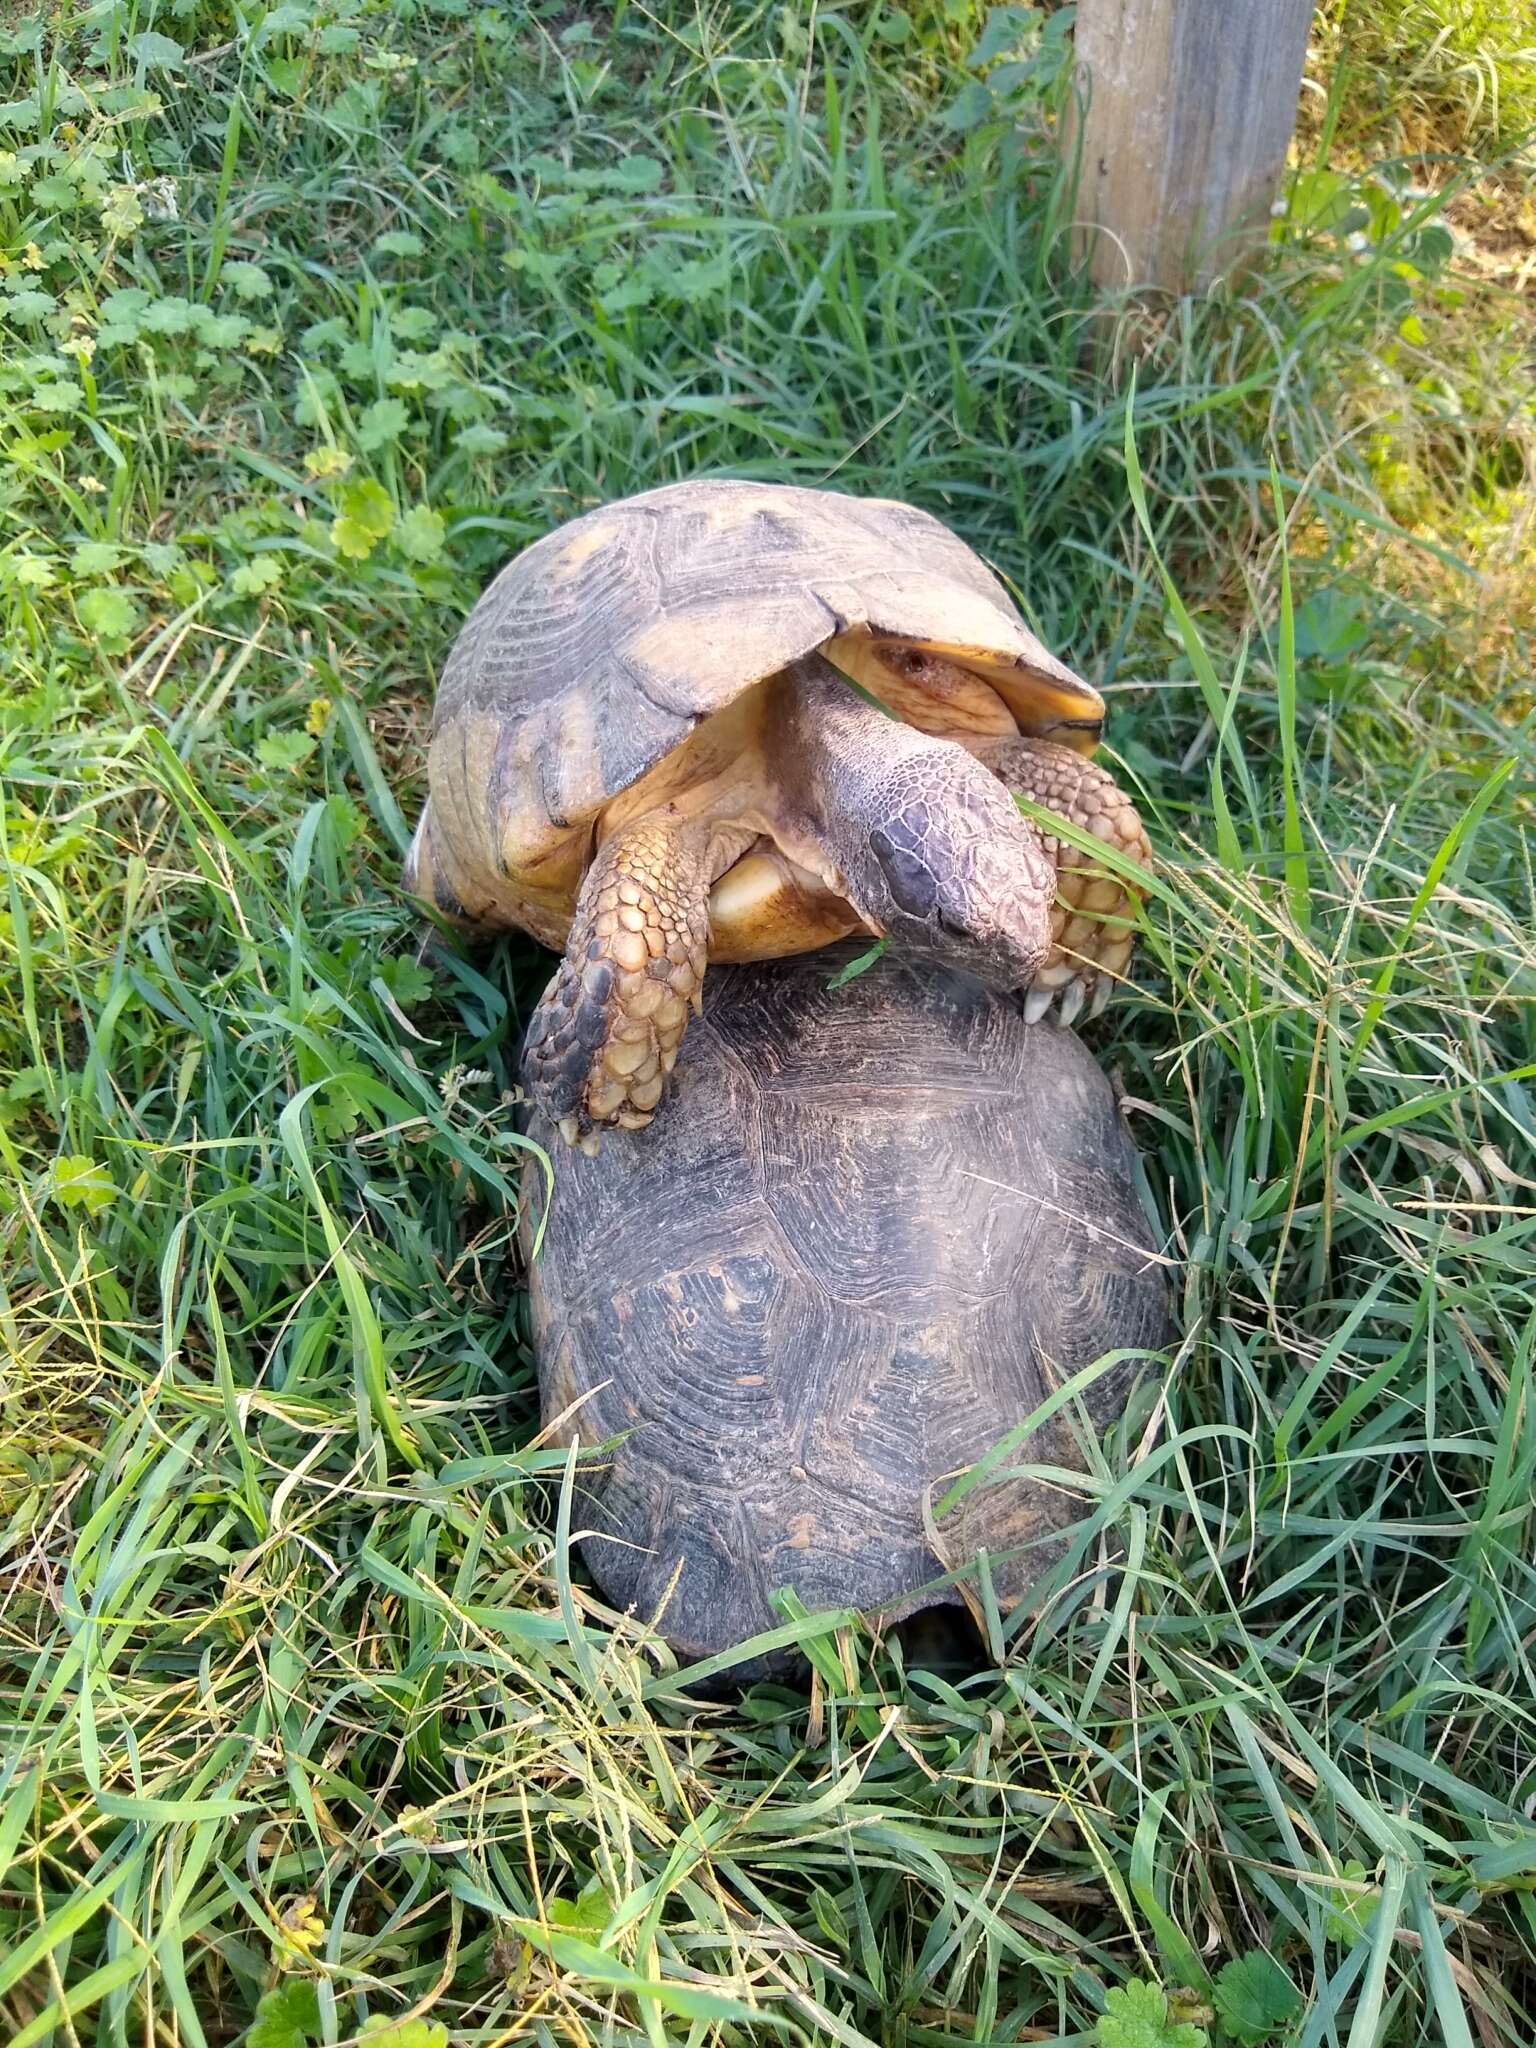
406 480 1151 1147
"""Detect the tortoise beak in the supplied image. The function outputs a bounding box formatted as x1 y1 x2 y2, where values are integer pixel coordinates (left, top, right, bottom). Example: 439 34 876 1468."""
1031 712 1106 745
906 640 1106 756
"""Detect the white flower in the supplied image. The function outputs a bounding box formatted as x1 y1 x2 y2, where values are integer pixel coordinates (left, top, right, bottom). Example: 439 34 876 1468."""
139 176 179 222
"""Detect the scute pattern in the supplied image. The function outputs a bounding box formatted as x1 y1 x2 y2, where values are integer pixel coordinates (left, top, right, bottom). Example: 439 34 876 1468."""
761 1104 1026 1315
522 945 1171 1661
430 480 1093 872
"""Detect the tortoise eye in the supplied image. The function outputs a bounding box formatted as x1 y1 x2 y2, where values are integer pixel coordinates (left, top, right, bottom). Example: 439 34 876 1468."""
890 648 929 678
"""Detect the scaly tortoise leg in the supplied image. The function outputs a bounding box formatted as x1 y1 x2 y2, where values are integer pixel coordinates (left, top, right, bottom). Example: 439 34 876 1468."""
772 655 1057 991
523 808 750 1150
982 737 1151 1026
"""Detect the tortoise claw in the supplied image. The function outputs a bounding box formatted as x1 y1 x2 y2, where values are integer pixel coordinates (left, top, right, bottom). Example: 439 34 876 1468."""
1089 977 1114 1020
1022 986 1055 1026
1057 979 1087 1028
558 1116 581 1149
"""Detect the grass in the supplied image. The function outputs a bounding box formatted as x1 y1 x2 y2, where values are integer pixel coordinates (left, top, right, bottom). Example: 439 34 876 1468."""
1315 0 1536 155
1 1 1534 2044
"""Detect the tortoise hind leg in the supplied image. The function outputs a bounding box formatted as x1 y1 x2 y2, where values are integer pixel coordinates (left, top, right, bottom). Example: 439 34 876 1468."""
524 807 751 1149
981 737 1151 1025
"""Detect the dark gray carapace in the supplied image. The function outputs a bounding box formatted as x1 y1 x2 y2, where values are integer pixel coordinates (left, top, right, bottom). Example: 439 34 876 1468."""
520 943 1171 1680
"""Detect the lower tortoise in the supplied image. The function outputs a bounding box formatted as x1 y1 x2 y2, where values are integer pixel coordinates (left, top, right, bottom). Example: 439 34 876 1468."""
408 479 1151 1149
523 945 1170 1665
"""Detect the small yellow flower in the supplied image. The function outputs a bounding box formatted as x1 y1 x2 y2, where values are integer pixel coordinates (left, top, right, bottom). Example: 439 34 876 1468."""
61 336 96 364
305 696 334 738
303 444 352 480
76 476 106 494
272 1892 326 1963
397 1802 439 1843
23 242 44 270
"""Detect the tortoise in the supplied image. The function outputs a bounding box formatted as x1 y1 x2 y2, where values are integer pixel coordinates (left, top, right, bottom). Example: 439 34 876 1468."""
406 479 1150 1149
523 944 1170 1665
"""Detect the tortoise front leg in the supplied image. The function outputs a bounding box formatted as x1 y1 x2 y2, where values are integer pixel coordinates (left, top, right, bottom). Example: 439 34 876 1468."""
524 807 750 1149
772 655 1057 991
981 737 1151 1026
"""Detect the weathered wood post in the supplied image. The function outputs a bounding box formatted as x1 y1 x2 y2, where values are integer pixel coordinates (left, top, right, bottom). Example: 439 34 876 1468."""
1070 0 1317 294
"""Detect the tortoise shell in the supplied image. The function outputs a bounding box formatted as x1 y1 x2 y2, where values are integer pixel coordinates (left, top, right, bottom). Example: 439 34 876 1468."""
410 480 1104 930
521 945 1170 1665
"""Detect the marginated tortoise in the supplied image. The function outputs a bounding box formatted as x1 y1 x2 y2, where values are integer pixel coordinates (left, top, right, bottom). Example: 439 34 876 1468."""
523 945 1170 1663
406 480 1150 1148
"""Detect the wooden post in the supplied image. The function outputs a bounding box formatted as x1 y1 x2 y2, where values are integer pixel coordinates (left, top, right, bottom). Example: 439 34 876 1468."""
1071 0 1317 295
